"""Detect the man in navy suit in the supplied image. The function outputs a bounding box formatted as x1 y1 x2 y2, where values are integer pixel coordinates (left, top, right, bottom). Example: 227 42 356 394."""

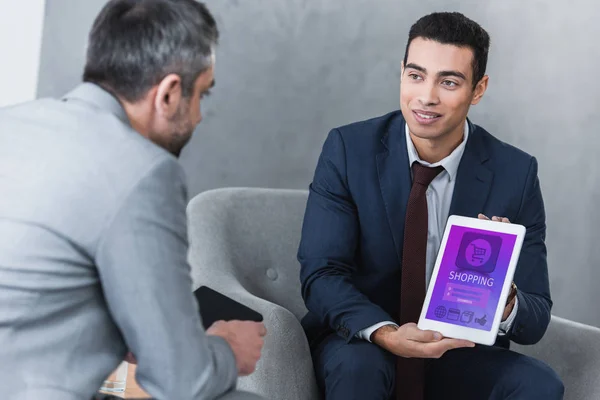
298 12 564 400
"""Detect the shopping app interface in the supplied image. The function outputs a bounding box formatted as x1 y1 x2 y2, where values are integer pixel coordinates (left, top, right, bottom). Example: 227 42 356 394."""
425 225 517 331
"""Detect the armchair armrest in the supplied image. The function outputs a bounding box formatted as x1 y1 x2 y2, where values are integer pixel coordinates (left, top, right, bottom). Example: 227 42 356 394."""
512 315 600 400
194 278 319 400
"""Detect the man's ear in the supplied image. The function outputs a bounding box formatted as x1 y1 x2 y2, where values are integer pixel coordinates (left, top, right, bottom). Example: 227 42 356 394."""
154 74 183 118
471 75 489 105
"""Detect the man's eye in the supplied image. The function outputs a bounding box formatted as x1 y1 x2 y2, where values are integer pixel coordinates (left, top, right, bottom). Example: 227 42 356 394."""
409 73 423 80
442 80 457 87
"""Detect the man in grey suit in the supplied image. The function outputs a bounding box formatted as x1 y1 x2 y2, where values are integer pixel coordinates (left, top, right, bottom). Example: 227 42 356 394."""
0 1 266 399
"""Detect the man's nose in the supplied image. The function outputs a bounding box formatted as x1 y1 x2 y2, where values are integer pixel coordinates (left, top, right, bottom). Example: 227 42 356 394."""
417 82 440 106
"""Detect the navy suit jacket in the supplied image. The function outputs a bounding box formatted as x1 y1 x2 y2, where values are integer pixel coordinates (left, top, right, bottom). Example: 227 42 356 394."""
298 111 552 350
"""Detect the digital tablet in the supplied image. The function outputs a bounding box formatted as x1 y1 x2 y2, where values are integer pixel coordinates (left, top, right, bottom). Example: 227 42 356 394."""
194 286 263 330
417 215 525 345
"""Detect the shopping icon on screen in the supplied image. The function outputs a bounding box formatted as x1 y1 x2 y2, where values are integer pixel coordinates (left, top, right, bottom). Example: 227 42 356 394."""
461 311 474 324
434 306 447 319
475 314 488 326
447 308 461 321
456 232 502 273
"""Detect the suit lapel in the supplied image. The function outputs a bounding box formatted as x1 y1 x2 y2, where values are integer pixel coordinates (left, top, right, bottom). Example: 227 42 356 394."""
449 122 494 218
377 117 412 265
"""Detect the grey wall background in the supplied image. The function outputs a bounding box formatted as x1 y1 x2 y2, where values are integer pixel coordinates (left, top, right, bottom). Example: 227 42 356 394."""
38 0 599 328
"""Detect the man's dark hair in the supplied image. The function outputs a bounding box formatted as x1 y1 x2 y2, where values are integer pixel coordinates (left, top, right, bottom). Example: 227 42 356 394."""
403 12 490 89
83 0 218 102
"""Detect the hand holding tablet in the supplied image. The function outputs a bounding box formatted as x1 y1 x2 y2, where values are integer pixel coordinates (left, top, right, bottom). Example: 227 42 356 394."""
370 322 475 359
417 215 525 345
195 286 266 375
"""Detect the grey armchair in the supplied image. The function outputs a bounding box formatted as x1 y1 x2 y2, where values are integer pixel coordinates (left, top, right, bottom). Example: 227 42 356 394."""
187 187 600 400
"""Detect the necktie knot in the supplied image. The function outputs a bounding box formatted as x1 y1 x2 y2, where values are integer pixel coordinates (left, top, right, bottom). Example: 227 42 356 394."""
411 162 444 187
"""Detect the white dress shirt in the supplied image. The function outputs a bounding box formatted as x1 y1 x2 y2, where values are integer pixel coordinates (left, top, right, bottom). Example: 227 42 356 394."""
357 121 518 342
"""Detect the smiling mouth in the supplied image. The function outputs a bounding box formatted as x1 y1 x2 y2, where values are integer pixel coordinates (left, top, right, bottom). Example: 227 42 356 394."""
413 110 441 119
412 110 442 124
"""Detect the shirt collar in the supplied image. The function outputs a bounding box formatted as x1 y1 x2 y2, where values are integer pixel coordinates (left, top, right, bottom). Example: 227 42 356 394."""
405 120 469 181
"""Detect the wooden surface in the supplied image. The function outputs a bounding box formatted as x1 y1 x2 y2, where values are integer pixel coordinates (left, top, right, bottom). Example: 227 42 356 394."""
124 364 151 398
99 364 151 399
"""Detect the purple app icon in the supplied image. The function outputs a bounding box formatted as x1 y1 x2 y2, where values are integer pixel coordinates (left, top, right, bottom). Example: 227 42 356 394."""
455 232 502 273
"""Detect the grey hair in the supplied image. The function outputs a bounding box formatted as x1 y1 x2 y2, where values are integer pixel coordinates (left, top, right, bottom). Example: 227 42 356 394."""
83 0 218 102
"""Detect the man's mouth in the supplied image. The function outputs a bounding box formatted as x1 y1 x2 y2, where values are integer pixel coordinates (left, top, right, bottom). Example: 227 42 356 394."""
412 110 442 124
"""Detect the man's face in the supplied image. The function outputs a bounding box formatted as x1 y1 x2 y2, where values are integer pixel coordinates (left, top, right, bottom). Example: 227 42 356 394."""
165 65 215 157
400 37 486 142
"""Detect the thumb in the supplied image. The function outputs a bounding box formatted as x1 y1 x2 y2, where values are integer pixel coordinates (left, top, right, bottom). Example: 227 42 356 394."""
406 326 443 342
443 338 476 350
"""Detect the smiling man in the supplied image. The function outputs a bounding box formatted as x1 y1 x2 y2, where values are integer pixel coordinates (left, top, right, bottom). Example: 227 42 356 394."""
298 12 563 400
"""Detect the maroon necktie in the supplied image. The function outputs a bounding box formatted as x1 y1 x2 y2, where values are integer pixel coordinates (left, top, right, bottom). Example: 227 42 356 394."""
396 162 444 400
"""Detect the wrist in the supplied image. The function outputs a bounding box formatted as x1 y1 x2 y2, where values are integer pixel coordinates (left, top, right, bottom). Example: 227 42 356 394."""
371 324 398 348
506 281 517 304
502 284 518 321
503 298 516 319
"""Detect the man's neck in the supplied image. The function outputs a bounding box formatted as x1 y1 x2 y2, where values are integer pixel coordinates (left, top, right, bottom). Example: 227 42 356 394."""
121 99 152 139
410 122 465 164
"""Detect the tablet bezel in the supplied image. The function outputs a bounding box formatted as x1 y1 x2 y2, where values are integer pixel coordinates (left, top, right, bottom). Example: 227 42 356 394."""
417 215 526 345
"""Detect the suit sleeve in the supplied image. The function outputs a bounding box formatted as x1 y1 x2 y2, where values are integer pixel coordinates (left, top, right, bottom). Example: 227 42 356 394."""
508 156 552 345
95 156 237 399
298 129 394 342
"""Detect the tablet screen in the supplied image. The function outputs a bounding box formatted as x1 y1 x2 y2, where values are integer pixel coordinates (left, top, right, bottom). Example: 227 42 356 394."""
425 225 517 331
194 286 263 330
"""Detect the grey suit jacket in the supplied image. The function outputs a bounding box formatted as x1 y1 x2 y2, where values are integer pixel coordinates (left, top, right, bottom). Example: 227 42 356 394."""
0 84 238 400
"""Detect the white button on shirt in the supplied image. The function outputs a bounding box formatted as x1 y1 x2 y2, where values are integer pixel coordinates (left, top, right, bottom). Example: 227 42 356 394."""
357 121 518 341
